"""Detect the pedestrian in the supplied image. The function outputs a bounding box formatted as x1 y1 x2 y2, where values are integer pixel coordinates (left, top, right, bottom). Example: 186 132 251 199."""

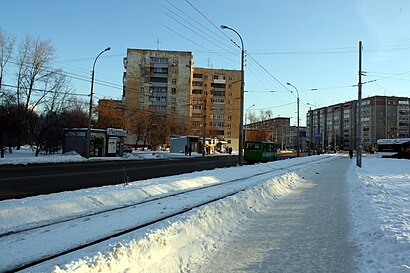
184 145 188 156
349 149 353 159
229 147 232 154
188 144 192 156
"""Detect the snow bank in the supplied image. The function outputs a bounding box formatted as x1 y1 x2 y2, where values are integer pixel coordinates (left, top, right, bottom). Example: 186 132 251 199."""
0 156 318 234
347 156 410 273
50 172 305 273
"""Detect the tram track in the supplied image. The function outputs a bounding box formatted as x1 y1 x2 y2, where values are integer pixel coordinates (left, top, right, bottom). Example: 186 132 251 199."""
1 157 315 238
2 157 333 273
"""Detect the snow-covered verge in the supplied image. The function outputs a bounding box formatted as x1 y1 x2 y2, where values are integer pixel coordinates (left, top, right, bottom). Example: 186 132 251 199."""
43 163 317 273
347 157 410 273
0 156 313 234
0 146 197 166
1 154 409 273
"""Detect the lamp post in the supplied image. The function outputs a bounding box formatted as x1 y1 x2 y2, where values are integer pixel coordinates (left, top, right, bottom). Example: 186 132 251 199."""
244 104 255 144
221 24 245 165
286 82 300 157
85 47 111 159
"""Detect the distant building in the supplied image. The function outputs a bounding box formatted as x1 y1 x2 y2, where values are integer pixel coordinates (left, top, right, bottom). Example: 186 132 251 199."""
307 95 410 152
246 117 297 150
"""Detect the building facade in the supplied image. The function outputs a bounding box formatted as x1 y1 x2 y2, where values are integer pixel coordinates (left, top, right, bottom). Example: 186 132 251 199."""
307 95 410 152
123 49 193 118
190 67 241 150
246 117 307 151
120 49 242 151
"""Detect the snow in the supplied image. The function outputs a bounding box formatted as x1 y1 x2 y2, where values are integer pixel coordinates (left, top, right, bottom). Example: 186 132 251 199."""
347 157 410 272
0 150 409 273
0 146 192 166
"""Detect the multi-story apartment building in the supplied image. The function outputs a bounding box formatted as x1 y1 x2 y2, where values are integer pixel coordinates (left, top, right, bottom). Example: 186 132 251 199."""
120 49 242 151
123 49 193 118
190 67 241 150
307 95 410 152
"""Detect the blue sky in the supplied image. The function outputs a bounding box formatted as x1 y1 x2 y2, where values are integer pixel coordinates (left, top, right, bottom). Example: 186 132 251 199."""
2 0 410 126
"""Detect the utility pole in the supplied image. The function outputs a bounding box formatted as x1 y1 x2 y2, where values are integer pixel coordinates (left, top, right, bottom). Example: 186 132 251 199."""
356 41 363 167
309 107 313 156
202 92 207 156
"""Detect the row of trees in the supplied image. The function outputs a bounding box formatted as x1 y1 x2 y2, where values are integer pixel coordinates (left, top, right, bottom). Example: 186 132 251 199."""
97 102 190 151
0 27 191 158
0 28 89 157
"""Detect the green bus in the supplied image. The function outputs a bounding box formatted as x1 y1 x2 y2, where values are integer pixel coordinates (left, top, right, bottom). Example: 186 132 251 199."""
244 141 278 163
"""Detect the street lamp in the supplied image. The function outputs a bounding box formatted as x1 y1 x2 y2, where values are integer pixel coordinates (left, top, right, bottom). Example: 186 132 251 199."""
85 47 111 159
221 24 245 165
244 104 255 144
286 82 300 157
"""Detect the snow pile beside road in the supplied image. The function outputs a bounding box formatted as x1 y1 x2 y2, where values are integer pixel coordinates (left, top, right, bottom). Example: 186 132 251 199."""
0 162 285 234
51 172 305 273
347 157 410 272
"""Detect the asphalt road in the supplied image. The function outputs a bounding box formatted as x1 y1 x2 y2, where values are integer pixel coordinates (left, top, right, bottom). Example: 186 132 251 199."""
0 156 238 201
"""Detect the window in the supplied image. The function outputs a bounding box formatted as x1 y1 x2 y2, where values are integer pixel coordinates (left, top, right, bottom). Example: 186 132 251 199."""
228 116 232 120
141 77 146 83
192 89 202 95
171 106 176 113
172 78 177 85
192 121 201 128
139 97 144 103
172 69 176 75
213 75 219 79
140 87 145 93
151 57 168 63
204 75 208 80
171 88 177 94
227 131 232 136
228 99 232 104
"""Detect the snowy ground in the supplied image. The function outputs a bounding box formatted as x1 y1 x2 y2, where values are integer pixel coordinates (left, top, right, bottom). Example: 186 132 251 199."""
0 146 197 166
0 149 409 272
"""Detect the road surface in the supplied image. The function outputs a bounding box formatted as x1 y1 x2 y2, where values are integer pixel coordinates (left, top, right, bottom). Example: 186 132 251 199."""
0 155 238 200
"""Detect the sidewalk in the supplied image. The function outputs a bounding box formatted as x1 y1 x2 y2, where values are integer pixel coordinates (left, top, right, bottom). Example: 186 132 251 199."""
196 157 358 273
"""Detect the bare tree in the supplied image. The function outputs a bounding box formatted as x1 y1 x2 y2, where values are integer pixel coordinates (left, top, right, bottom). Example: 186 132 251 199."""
247 111 258 124
20 35 55 113
0 28 15 93
28 71 74 156
259 109 273 121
